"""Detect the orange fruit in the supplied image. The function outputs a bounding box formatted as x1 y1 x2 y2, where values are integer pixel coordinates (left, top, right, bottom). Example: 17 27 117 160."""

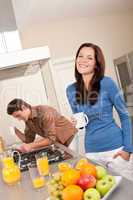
58 162 71 172
75 158 89 170
61 168 80 187
62 184 83 200
80 163 97 177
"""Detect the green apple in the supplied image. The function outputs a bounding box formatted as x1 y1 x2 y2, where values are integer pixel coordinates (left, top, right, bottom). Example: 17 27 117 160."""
96 166 107 179
103 175 116 187
53 172 62 182
83 188 101 200
96 179 112 197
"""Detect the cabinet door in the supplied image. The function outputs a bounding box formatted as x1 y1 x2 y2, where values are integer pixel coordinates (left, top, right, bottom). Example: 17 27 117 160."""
50 58 85 153
50 58 75 117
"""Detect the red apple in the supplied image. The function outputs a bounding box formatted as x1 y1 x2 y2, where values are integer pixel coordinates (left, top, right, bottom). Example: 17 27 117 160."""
76 174 96 190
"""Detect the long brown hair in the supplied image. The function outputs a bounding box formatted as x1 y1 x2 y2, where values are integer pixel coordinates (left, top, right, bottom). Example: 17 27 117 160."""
75 43 105 105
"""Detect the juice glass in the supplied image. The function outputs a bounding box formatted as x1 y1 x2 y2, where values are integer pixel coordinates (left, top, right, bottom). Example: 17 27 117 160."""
28 163 45 189
36 152 49 176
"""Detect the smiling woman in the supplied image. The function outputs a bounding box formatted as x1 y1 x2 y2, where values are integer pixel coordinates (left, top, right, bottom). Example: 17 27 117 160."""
74 43 105 106
66 42 133 181
76 47 96 76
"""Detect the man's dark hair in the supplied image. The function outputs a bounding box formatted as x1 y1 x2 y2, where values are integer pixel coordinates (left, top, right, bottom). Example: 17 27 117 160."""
7 98 31 115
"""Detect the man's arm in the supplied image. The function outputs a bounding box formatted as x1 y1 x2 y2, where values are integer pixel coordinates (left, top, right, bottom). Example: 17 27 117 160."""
31 138 51 149
14 127 26 142
19 138 51 152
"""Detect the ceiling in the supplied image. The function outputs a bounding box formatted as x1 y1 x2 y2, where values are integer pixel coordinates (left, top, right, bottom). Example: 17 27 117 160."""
12 0 133 29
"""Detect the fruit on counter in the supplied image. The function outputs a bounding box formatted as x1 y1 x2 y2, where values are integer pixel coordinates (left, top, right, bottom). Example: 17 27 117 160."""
48 173 64 199
83 188 101 200
48 159 117 199
48 183 63 199
96 175 115 197
77 174 96 190
61 168 80 187
96 166 107 180
75 158 89 170
80 163 97 177
103 175 116 187
52 172 62 182
58 162 72 172
62 184 83 200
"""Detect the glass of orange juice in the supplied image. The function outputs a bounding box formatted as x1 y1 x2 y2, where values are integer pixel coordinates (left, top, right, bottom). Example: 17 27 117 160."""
36 152 49 176
28 162 45 189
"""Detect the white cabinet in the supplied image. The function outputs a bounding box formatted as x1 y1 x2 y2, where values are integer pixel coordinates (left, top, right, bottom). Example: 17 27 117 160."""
49 58 75 117
50 58 85 154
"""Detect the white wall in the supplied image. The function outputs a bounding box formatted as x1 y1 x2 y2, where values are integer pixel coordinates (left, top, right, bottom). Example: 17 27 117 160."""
20 12 133 78
19 12 133 126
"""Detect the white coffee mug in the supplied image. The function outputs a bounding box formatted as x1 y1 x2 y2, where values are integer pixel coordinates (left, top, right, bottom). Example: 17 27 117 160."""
73 112 89 129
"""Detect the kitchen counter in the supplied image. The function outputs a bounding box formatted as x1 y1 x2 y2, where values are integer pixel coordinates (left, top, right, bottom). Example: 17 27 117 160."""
0 171 48 200
0 144 133 200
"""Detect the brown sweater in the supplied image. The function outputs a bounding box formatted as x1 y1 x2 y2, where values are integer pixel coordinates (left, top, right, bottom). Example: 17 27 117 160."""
25 105 77 145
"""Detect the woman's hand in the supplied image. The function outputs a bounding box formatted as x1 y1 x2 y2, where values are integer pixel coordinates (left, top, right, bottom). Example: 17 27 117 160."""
71 117 77 127
113 150 130 161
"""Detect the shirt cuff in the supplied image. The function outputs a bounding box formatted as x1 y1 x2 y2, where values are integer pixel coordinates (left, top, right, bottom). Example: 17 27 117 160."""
123 146 133 153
